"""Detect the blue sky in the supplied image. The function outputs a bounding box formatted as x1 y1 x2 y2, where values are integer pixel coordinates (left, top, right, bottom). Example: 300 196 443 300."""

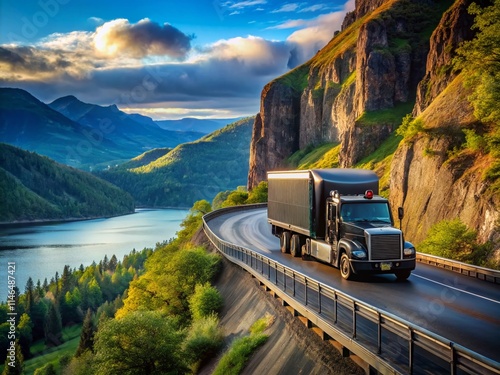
0 0 353 119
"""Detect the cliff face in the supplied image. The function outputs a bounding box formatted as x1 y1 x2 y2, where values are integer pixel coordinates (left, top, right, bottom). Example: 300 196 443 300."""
248 0 499 249
248 0 440 187
390 0 500 246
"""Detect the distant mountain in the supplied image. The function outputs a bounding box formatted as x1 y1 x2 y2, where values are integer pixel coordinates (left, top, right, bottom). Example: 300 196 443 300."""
0 88 205 170
0 88 126 168
48 95 204 160
155 117 244 134
96 117 254 207
0 143 134 222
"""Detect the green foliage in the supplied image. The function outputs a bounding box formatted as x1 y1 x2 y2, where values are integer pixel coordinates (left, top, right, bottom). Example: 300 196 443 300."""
396 115 425 140
183 314 224 366
463 129 488 152
418 219 495 267
221 191 249 208
189 283 223 320
33 363 56 375
212 314 273 375
2 341 23 375
93 311 188 375
246 181 268 204
455 0 500 125
276 64 309 92
357 102 415 127
119 242 221 320
287 143 339 169
0 143 134 222
75 310 95 357
215 183 268 208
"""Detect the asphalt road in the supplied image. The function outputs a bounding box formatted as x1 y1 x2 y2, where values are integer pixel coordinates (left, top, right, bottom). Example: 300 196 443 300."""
207 207 500 363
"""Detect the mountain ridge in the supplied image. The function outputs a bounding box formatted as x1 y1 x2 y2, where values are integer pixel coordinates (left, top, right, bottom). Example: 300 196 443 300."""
0 88 203 169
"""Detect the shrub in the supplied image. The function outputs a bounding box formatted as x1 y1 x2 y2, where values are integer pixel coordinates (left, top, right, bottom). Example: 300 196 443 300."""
418 219 494 266
183 314 224 365
189 283 223 320
396 114 425 140
212 314 273 375
463 129 488 152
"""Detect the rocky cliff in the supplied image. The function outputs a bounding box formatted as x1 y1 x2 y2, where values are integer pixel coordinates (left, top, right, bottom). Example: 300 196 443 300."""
248 0 499 251
249 0 443 186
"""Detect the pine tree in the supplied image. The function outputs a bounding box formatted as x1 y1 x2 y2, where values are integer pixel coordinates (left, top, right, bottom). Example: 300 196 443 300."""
76 309 95 356
44 302 63 347
24 278 35 315
2 340 24 375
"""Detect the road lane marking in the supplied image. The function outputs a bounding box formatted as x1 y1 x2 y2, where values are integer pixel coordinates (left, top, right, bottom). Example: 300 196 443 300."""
412 274 500 305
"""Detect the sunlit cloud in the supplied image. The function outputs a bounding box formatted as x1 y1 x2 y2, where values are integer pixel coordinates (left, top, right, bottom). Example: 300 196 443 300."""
93 18 193 59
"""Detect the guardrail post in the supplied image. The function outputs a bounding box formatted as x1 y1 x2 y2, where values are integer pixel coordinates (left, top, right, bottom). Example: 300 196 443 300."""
377 313 382 355
318 284 322 314
305 278 308 305
352 301 357 339
408 327 414 374
450 343 457 375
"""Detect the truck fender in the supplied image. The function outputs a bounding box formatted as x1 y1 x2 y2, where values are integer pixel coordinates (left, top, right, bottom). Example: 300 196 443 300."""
336 238 366 267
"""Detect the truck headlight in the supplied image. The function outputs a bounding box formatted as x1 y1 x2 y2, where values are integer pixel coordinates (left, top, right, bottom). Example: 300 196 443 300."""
352 250 367 259
404 247 415 256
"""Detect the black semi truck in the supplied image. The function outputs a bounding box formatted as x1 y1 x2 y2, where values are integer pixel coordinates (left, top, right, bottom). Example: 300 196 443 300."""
267 168 416 280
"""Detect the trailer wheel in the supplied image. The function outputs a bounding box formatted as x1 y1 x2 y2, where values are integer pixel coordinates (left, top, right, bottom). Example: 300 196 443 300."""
340 253 353 280
290 235 301 257
280 232 291 253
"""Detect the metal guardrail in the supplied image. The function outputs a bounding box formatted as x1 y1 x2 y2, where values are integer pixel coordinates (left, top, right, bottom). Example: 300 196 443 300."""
416 253 500 284
203 204 500 375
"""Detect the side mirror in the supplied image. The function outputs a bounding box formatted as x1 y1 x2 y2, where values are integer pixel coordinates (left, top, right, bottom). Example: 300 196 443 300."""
398 207 404 220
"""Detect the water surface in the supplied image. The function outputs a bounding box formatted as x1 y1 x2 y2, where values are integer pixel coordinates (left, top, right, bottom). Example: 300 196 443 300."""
0 209 188 301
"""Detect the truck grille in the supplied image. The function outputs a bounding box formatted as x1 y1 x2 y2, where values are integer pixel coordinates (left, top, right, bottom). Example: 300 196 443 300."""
369 234 401 260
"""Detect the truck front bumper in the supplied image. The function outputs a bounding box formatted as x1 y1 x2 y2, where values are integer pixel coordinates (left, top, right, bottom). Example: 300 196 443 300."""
350 259 416 275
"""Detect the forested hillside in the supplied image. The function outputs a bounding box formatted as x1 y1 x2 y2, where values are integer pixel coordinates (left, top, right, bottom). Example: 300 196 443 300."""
96 117 254 207
0 143 134 222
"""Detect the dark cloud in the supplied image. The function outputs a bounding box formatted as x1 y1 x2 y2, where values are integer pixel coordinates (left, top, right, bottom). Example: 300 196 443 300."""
96 19 193 59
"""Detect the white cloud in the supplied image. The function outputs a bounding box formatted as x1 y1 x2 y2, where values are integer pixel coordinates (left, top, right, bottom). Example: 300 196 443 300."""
229 0 267 9
271 3 300 13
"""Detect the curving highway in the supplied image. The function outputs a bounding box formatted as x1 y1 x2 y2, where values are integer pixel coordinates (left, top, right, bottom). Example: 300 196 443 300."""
207 207 500 363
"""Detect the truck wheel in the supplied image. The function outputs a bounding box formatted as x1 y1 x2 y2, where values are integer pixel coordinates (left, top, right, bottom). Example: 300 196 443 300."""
280 232 291 254
340 253 353 280
395 270 411 281
290 235 301 257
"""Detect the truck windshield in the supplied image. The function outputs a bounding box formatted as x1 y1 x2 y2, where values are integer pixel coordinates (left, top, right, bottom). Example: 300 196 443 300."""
340 203 391 223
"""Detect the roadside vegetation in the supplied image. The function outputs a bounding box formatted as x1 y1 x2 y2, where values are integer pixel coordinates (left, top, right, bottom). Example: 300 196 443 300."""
212 314 274 375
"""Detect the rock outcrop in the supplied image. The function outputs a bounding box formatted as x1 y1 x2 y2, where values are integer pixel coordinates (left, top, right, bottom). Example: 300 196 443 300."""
248 0 499 250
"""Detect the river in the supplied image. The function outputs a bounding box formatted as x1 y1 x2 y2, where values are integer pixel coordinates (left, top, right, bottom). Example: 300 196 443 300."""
0 209 189 302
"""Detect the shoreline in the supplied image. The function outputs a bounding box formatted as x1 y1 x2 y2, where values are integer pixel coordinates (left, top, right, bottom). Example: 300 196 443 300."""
0 206 190 227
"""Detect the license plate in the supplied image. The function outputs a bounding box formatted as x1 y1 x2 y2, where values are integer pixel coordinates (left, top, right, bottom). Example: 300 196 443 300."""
380 262 392 271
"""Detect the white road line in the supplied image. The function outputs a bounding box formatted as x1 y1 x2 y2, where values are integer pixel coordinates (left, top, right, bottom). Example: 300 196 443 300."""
412 274 500 305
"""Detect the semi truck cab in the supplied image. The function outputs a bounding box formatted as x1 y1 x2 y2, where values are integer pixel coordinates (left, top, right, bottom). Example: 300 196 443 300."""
323 190 415 280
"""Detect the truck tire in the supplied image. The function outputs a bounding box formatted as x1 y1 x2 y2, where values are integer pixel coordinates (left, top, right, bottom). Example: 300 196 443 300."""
280 232 291 254
340 253 353 280
290 235 301 257
395 270 411 281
